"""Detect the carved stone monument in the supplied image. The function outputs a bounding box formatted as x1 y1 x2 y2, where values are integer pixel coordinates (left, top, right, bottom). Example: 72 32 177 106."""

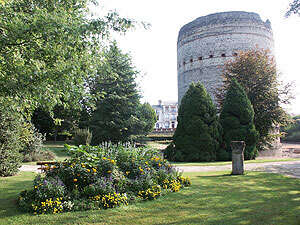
231 141 245 175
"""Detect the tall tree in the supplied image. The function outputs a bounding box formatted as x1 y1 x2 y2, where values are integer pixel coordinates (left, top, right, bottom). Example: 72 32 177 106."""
219 79 259 160
286 0 300 17
217 49 291 150
0 0 134 113
89 42 141 144
133 103 157 136
165 82 222 162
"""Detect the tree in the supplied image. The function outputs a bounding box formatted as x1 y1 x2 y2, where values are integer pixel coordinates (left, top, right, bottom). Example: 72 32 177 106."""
89 43 141 144
286 0 300 17
133 103 157 136
217 49 291 151
219 79 259 160
0 99 24 176
0 0 134 113
164 82 222 162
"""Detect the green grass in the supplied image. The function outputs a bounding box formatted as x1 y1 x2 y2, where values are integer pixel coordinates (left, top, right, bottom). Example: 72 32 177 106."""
43 141 69 162
173 158 300 166
1 171 300 225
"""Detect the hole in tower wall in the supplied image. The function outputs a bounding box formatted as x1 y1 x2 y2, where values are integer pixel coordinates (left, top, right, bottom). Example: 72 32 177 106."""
190 58 193 63
233 52 238 56
221 53 226 57
183 61 186 66
198 56 203 60
209 55 213 58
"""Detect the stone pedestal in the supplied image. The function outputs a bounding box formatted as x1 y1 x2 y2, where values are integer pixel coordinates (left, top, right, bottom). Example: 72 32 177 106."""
231 141 245 175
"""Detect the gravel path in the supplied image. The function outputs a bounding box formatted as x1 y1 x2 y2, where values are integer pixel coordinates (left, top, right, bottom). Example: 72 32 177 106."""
176 160 300 178
20 160 300 178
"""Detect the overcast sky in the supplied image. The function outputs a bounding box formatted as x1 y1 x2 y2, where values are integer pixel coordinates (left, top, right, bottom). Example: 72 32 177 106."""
97 0 300 115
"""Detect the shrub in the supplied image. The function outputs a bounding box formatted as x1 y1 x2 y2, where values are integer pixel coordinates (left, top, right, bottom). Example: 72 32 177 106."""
219 79 259 160
0 102 24 177
164 82 222 162
23 149 55 162
281 116 300 142
73 128 92 146
18 144 191 214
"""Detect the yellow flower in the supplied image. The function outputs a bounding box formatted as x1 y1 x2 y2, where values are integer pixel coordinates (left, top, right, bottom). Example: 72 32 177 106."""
34 186 37 189
125 171 130 175
107 170 112 173
111 160 115 164
92 168 97 173
73 178 78 182
87 169 90 172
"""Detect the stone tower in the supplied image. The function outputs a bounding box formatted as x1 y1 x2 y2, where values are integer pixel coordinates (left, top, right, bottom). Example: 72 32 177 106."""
177 11 274 104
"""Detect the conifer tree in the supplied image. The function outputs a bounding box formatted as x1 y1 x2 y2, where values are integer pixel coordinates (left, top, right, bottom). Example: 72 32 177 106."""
165 82 222 162
219 79 259 160
89 43 140 144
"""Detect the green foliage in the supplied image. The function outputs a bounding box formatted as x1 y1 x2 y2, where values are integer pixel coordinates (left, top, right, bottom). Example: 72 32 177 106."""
19 122 51 162
0 0 135 113
281 115 300 142
0 100 24 176
217 49 290 151
286 0 300 17
89 43 141 144
73 128 92 146
133 103 157 136
18 144 191 214
165 82 222 162
220 79 259 160
32 104 89 141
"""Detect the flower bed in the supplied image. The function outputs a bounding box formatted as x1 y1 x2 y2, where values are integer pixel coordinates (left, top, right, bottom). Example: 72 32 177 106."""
18 144 191 214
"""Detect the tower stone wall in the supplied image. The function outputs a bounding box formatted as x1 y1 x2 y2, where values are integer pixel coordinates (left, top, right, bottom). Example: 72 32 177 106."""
177 11 274 104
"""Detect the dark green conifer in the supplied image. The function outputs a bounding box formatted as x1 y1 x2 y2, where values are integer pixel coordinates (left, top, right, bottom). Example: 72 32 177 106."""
165 82 222 162
219 79 259 160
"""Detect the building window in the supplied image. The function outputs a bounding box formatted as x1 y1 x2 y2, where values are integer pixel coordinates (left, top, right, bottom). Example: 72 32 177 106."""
190 58 193 63
198 56 203 60
172 122 175 128
156 123 159 128
233 52 238 56
221 53 226 57
209 55 213 58
183 61 186 66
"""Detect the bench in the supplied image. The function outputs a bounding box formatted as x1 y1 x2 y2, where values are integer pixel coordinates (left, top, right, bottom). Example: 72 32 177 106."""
293 149 300 154
36 161 59 172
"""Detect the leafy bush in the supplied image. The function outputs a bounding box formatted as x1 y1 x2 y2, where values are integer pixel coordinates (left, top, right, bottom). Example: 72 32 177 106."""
281 116 300 142
0 101 24 177
23 150 56 162
219 79 259 160
18 144 191 214
73 128 92 146
164 82 222 162
20 122 56 162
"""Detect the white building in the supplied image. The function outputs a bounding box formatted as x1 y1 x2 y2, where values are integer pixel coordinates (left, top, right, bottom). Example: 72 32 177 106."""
152 100 178 131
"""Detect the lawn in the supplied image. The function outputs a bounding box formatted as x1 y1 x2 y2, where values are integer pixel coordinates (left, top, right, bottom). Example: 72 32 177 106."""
1 171 300 225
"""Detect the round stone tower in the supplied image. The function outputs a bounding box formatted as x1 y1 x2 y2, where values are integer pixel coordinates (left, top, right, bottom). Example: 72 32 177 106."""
177 11 274 104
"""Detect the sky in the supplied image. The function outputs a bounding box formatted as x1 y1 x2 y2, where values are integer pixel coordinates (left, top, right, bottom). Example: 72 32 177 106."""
96 0 300 115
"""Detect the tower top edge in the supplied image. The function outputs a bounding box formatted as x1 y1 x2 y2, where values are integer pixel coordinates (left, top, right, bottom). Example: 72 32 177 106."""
178 11 271 40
